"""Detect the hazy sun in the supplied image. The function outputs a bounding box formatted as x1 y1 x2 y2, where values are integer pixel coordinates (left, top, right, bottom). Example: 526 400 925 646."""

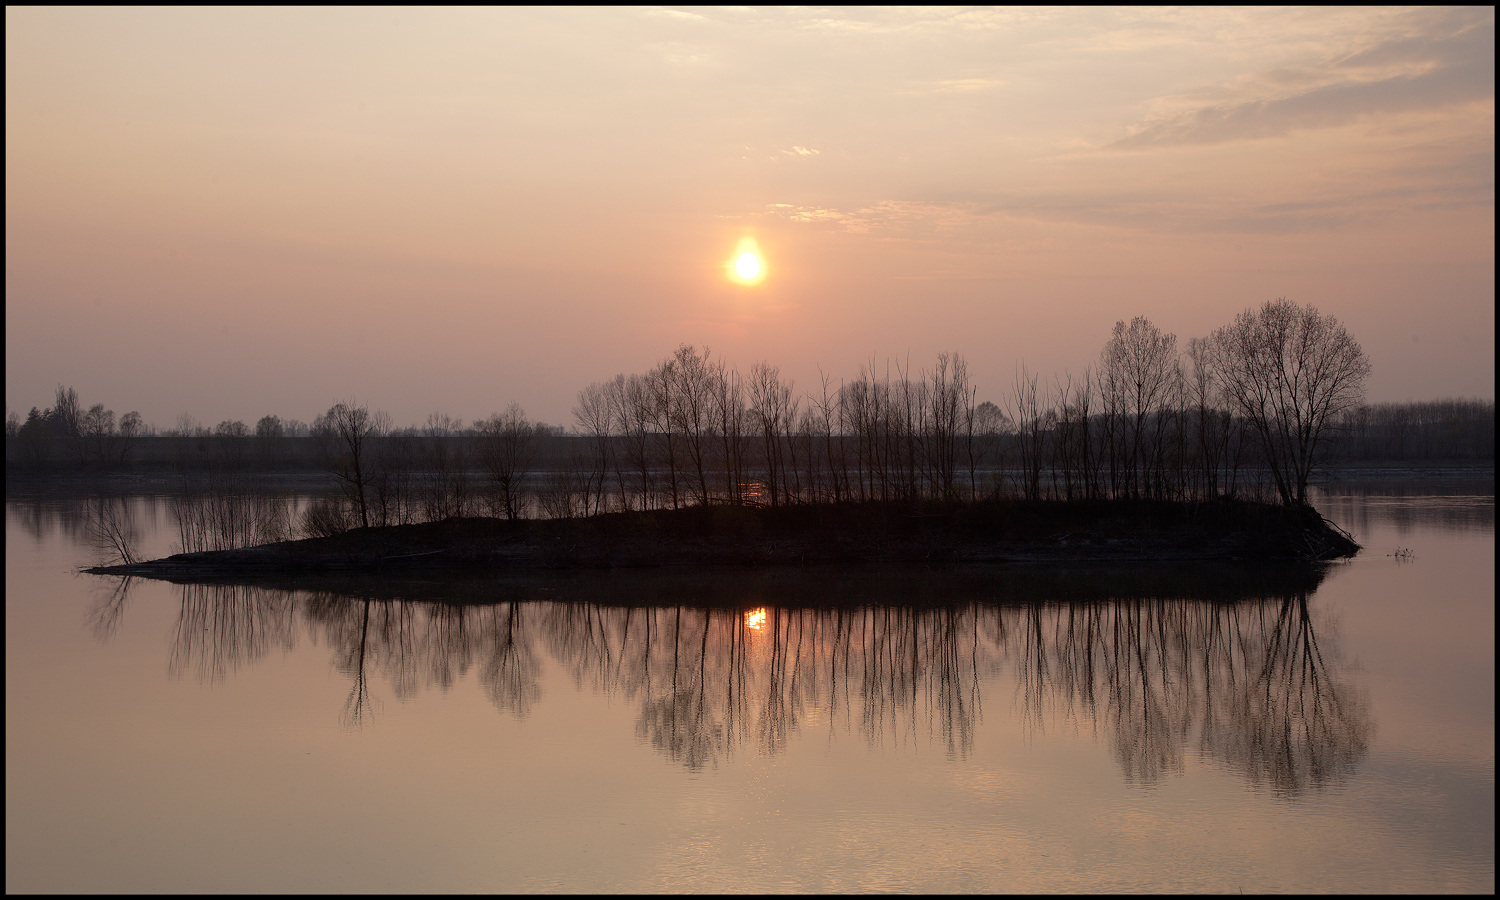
726 237 766 285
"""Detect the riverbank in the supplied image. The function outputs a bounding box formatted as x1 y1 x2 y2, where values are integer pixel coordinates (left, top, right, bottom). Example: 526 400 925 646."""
86 497 1361 579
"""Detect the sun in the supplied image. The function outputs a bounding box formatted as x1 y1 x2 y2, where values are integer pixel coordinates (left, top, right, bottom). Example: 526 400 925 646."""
725 236 767 285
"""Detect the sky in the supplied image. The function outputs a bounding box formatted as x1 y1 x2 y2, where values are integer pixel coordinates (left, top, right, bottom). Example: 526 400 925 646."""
5 6 1494 429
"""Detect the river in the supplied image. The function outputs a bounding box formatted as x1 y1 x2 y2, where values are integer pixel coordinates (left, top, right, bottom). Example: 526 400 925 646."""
5 474 1492 892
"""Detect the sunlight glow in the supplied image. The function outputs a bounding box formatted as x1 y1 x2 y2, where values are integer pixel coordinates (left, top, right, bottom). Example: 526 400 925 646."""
725 236 767 285
745 608 768 631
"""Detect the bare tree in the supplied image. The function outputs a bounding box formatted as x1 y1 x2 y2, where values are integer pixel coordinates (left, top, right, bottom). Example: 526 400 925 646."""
647 356 683 508
425 412 462 436
749 362 796 506
53 386 83 441
1009 364 1051 501
83 496 142 566
841 374 876 501
1099 317 1180 499
875 357 917 501
924 352 972 500
174 412 202 437
477 402 536 521
1052 370 1095 501
1185 337 1234 499
712 361 750 505
417 412 473 521
255 415 284 440
965 399 1003 500
611 373 658 510
669 345 717 506
792 406 824 503
573 382 615 515
372 432 420 526
115 410 144 464
537 458 588 519
253 415 284 469
808 370 849 503
80 404 115 464
319 400 390 528
1207 298 1370 505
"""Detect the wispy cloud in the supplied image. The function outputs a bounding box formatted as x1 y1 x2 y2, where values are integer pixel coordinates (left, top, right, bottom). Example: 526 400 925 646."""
1112 11 1493 149
765 200 983 236
896 77 1007 96
644 8 708 24
974 173 1494 236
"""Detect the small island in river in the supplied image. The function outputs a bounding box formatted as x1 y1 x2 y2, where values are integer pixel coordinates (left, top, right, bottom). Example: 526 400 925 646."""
86 498 1360 580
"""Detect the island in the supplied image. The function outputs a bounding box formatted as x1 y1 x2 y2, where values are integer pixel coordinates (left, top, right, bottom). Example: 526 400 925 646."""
85 498 1361 580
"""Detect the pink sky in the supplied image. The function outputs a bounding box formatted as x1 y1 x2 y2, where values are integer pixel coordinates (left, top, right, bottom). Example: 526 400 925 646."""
6 7 1493 428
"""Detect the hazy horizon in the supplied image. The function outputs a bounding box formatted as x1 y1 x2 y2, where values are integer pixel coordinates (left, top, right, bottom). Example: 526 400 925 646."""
6 6 1494 429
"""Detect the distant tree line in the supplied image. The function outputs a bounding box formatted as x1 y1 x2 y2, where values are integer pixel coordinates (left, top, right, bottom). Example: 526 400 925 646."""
1333 398 1494 462
7 387 146 466
9 300 1492 529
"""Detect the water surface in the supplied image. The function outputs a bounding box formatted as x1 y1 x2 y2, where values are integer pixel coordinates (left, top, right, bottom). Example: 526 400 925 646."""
5 481 1493 892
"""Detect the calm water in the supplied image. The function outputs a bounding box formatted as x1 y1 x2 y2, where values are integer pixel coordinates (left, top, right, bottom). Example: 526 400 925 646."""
6 479 1493 892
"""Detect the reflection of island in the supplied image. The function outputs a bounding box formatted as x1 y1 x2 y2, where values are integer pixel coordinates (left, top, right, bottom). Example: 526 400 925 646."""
96 565 1370 795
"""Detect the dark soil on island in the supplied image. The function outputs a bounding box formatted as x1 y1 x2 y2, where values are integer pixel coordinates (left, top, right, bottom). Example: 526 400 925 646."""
87 498 1361 581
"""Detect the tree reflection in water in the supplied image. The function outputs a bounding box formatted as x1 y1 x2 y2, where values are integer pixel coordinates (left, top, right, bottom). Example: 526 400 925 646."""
95 568 1371 795
167 583 298 685
1013 597 1369 793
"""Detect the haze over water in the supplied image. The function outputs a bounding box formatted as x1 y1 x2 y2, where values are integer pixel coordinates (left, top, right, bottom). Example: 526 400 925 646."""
5 478 1492 892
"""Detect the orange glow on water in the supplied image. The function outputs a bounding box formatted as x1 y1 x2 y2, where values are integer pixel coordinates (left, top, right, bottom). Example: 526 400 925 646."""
745 608 768 631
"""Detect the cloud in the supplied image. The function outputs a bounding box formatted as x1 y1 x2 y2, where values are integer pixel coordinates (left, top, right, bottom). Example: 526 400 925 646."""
765 200 981 235
779 146 820 156
644 8 708 24
974 173 1493 236
896 77 1006 96
1112 13 1493 149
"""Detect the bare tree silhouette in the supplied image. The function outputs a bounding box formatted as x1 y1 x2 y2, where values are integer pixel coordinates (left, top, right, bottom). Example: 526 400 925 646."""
317 400 391 529
1207 298 1371 505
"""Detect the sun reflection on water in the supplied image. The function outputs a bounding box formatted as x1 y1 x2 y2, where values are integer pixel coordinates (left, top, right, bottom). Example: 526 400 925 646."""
745 608 768 631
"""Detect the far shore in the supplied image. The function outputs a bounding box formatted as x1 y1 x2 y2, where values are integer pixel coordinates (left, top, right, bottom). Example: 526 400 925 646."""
13 458 1494 498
